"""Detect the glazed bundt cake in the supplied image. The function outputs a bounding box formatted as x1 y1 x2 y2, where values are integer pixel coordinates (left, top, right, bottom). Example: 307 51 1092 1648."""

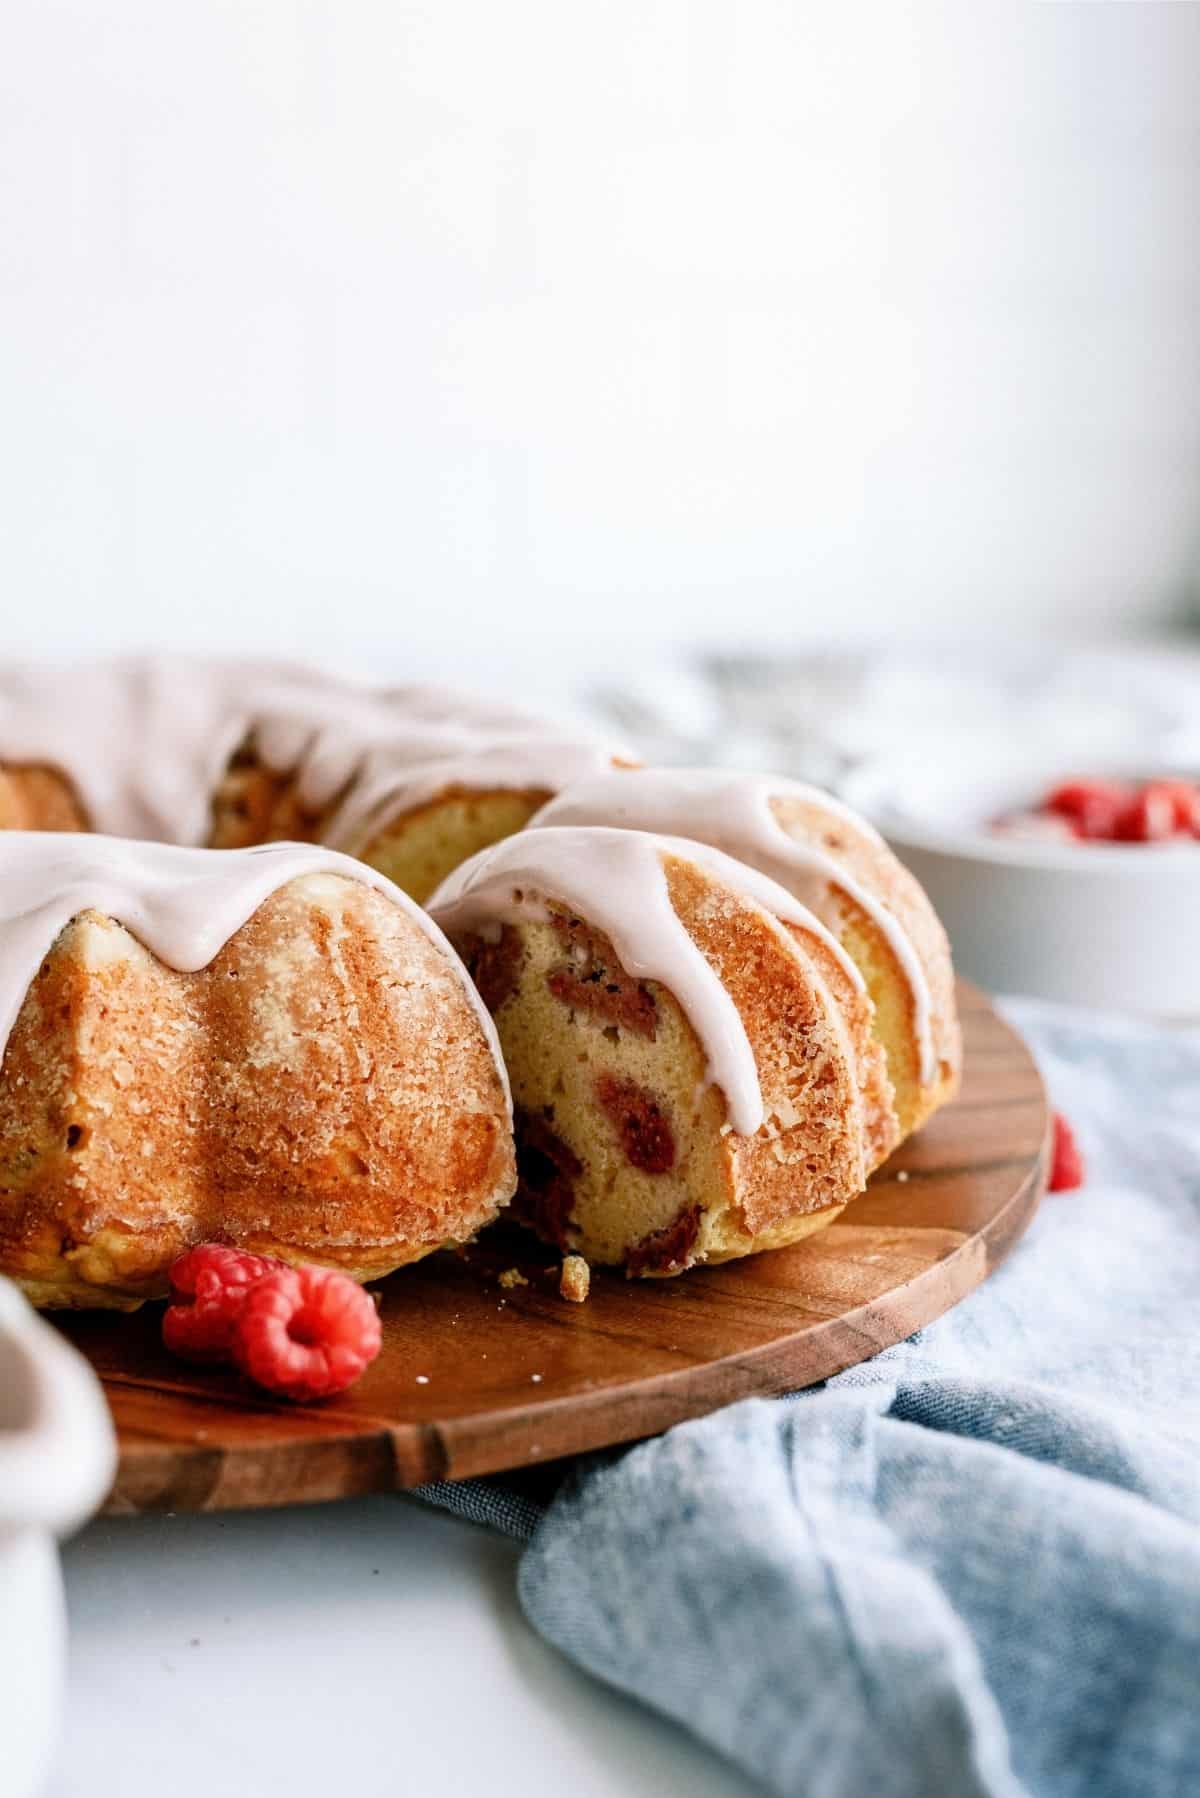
0 835 515 1309
430 826 924 1276
0 660 961 1299
531 767 960 1136
0 661 627 903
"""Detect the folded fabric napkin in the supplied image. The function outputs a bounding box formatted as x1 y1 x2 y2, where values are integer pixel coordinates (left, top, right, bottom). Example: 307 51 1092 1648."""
418 1001 1200 1798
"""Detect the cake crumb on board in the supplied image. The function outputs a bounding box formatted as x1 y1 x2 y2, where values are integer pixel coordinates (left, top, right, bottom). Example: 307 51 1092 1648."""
559 1254 591 1304
498 1267 528 1289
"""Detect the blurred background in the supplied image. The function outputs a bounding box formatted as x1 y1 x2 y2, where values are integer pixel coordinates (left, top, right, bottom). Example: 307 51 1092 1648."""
3 1 1200 687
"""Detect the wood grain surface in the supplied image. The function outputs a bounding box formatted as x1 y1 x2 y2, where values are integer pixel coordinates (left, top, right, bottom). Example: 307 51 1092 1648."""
58 981 1049 1514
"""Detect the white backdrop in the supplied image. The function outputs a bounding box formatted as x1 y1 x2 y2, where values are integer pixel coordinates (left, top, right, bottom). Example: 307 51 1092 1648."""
2 2 1199 671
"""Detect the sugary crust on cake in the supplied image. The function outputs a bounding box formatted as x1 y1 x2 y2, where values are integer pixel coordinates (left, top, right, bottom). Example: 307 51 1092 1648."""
768 792 960 1131
0 766 89 832
660 855 891 1239
0 873 515 1307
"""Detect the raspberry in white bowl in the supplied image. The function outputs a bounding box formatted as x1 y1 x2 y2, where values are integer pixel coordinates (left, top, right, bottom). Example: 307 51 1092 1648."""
992 776 1200 847
843 754 1200 1013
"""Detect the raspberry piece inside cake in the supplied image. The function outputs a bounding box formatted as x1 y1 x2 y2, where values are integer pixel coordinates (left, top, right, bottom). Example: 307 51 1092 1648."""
545 913 658 1039
594 1074 676 1174
512 1109 582 1250
626 1204 702 1278
461 925 524 1014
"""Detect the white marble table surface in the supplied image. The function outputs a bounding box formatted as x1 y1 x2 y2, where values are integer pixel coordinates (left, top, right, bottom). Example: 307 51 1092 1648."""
47 1496 762 1798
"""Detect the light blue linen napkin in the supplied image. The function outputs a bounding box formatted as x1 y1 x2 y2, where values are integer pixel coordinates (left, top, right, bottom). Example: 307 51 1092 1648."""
419 1000 1200 1798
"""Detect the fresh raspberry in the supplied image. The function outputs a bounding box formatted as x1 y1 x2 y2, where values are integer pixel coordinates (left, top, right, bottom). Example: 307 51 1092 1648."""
594 1073 676 1173
162 1244 281 1363
1139 778 1200 837
232 1264 381 1402
1113 785 1176 843
1048 1112 1085 1193
1043 779 1129 841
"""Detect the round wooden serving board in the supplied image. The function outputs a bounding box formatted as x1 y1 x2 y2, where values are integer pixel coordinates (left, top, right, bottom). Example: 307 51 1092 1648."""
60 981 1049 1515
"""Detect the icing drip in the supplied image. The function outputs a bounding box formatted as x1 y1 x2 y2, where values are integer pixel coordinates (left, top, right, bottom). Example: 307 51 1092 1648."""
530 767 937 1086
0 833 510 1114
428 825 863 1137
0 661 621 850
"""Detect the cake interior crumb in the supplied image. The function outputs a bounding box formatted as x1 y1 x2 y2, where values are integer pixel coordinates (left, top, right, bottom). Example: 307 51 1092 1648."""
559 1253 591 1303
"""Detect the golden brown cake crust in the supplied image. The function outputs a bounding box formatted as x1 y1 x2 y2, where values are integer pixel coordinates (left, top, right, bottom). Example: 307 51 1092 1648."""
769 791 961 1128
661 855 894 1239
0 766 90 832
0 873 515 1307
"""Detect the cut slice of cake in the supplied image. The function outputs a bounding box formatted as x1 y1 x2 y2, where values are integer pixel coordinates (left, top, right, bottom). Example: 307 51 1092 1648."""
431 826 912 1276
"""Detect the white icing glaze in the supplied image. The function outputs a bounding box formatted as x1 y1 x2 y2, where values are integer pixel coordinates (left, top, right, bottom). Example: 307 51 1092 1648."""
0 661 620 850
530 766 937 1086
0 832 510 1114
428 825 863 1137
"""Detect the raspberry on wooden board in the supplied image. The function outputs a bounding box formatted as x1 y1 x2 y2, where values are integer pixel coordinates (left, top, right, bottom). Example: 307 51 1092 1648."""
162 1244 382 1400
162 1244 282 1363
232 1264 382 1402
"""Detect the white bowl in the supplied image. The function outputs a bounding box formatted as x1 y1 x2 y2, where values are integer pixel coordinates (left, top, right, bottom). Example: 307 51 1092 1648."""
0 1280 116 1798
843 754 1200 1014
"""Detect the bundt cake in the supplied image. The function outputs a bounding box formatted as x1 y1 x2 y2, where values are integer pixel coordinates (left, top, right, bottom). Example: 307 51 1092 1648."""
430 826 921 1276
0 660 960 1298
0 660 626 902
0 834 515 1309
531 767 960 1136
